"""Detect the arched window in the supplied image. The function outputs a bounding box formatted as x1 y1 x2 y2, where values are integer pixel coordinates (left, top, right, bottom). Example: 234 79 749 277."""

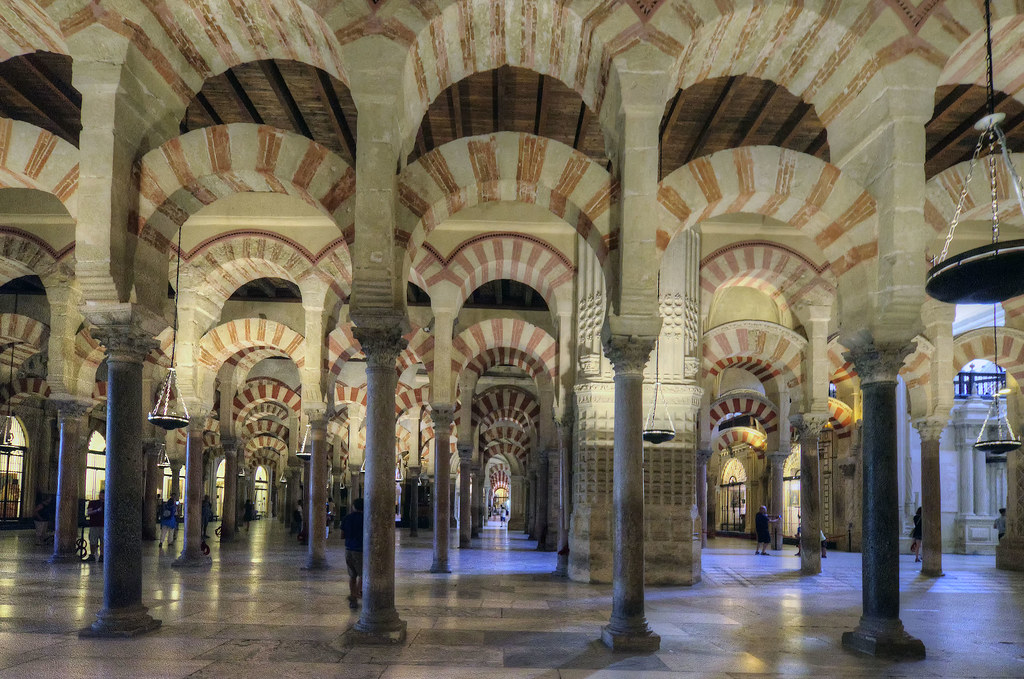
783 446 801 537
718 458 748 533
85 431 106 500
215 460 226 517
0 417 26 521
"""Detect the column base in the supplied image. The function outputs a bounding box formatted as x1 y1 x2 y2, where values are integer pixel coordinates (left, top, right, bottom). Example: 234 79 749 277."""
349 618 407 644
429 561 451 574
49 552 83 564
172 554 212 569
80 605 161 638
996 536 1024 571
601 623 660 652
553 552 568 577
459 538 471 549
842 616 925 660
303 558 329 571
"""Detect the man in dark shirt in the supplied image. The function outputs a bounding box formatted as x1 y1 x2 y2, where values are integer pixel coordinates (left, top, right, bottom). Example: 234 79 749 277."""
340 498 364 610
754 505 779 555
86 490 104 562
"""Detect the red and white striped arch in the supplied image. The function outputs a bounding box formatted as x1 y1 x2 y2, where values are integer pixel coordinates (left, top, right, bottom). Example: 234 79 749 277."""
708 392 779 434
233 384 301 432
714 426 767 455
244 434 288 460
828 338 858 385
242 418 289 441
827 397 854 439
334 384 368 408
325 325 362 376
452 318 558 386
953 327 1024 385
472 386 541 432
398 133 614 269
0 312 47 357
0 118 78 218
702 321 805 389
137 124 355 252
395 385 431 414
197 319 306 372
700 242 836 320
925 154 1024 234
0 227 65 287
659 147 877 278
490 468 510 494
0 2 68 60
0 377 50 405
241 401 291 425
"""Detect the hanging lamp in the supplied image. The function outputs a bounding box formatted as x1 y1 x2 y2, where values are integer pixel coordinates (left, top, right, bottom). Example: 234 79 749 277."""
148 225 189 429
295 422 312 461
0 290 25 454
238 466 246 478
642 275 676 445
156 443 171 468
974 304 1021 456
926 0 1024 304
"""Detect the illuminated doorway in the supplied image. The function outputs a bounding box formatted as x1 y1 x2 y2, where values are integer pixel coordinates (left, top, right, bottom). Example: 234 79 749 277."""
718 457 748 532
254 466 269 517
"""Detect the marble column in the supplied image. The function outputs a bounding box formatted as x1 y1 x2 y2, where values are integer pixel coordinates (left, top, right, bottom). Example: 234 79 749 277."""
974 446 990 520
792 414 828 575
458 446 472 549
527 469 538 538
174 417 211 568
408 466 420 537
914 419 945 577
306 413 329 569
430 404 454 573
220 441 238 543
81 327 160 637
555 409 574 575
601 335 659 652
696 449 711 548
768 451 788 553
842 342 925 659
352 328 407 643
535 450 552 551
470 463 483 539
51 400 91 563
142 441 161 541
169 460 182 504
509 474 525 530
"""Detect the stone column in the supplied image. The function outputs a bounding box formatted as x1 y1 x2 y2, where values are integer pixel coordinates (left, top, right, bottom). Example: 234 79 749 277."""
169 460 182 504
470 463 483 538
407 465 420 537
841 342 924 659
352 328 407 643
509 474 525 530
220 441 238 543
600 335 659 652
458 445 472 548
535 450 552 551
696 449 711 548
142 441 161 541
305 413 329 569
973 446 990 520
792 414 828 575
914 418 945 578
51 400 91 562
430 404 454 572
555 408 574 575
81 327 160 637
768 451 788 552
173 417 210 568
527 469 538 538
996 425 1024 571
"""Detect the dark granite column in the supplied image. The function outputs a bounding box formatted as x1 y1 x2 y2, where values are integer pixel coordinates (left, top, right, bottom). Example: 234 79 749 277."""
842 342 925 659
142 441 161 541
51 400 91 563
306 413 329 569
352 328 407 643
81 327 160 637
768 451 787 552
527 469 537 538
535 450 552 551
792 413 827 575
407 465 420 537
696 449 711 548
430 404 454 573
174 417 211 568
555 408 574 576
914 418 945 578
220 440 238 543
458 446 472 548
169 460 182 504
470 463 482 539
601 335 659 652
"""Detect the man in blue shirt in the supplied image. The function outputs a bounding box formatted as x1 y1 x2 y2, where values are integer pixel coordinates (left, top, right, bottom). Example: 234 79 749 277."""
340 498 364 610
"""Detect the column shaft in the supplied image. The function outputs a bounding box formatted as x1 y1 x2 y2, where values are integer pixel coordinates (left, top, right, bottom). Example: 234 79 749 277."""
220 445 238 542
555 415 573 575
52 403 89 562
920 433 943 577
142 443 160 541
696 450 710 549
458 458 471 548
470 465 482 539
431 405 453 572
174 422 210 567
769 454 786 552
794 416 826 575
306 416 329 569
408 467 420 537
535 452 551 550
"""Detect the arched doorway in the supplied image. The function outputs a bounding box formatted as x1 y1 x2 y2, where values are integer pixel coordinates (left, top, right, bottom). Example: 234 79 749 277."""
783 446 801 537
254 466 269 517
85 431 106 501
0 417 27 521
718 457 748 533
215 460 225 517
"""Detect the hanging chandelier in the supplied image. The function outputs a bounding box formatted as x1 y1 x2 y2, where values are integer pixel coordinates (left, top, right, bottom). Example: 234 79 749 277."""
643 276 676 445
0 291 26 454
238 466 246 478
974 300 1020 456
148 225 189 430
926 0 1024 304
295 422 312 461
156 443 171 468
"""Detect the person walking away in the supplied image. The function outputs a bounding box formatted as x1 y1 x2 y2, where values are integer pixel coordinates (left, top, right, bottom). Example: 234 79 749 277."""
995 508 1007 541
754 505 780 555
910 506 922 563
33 494 54 545
244 499 254 532
201 495 213 538
290 500 302 535
159 495 177 548
340 498 364 610
86 490 104 561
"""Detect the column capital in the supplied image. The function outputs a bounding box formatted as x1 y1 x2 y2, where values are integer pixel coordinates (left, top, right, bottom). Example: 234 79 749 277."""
696 448 713 465
912 417 946 444
54 398 92 420
557 401 576 431
790 413 829 442
142 440 163 457
457 443 472 462
221 438 239 457
430 403 455 429
92 324 158 364
407 465 421 477
842 340 914 386
767 450 790 465
353 326 408 370
601 334 655 377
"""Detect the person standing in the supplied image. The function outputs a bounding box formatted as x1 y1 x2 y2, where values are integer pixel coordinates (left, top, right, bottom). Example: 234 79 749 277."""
994 508 1007 541
32 494 54 546
243 499 254 532
159 495 177 548
86 490 104 562
201 495 213 539
754 505 780 555
910 506 922 563
340 498 364 610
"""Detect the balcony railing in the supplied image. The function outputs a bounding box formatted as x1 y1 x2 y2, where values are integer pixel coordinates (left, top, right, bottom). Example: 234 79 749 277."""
953 371 1006 399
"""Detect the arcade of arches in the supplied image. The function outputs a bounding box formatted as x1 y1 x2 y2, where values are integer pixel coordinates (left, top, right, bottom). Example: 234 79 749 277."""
0 0 1023 669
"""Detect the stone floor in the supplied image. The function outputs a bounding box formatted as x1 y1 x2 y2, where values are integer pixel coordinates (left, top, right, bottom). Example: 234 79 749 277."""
0 520 1019 678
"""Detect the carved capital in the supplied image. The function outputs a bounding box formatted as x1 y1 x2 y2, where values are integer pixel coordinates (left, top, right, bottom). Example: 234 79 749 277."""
92 325 158 364
843 341 913 386
913 417 946 444
55 398 92 421
602 334 655 377
221 438 239 457
430 403 455 431
407 465 421 478
767 451 790 466
457 443 472 462
353 326 408 370
142 440 162 457
790 413 829 443
696 448 713 465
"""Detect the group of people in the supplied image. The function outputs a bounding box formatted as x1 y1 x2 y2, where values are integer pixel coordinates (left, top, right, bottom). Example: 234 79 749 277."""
753 506 828 557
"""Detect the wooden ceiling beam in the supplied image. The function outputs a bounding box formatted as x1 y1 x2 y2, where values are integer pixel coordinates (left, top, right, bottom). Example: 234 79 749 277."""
659 89 683 146
421 111 435 153
738 84 782 147
684 76 736 164
224 70 263 124
449 82 465 139
804 129 828 158
534 75 548 137
573 102 589 150
493 67 504 132
773 103 813 149
313 70 356 161
22 54 81 111
195 92 223 127
927 92 1010 164
259 60 312 138
0 73 77 142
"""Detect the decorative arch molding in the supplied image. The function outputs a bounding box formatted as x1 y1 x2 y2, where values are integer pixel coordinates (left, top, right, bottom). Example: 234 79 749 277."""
714 426 767 456
658 146 877 278
396 385 431 414
953 326 1024 385
0 2 69 60
335 384 368 408
197 318 306 372
0 377 50 405
708 391 779 435
936 14 1024 101
233 382 302 431
827 397 854 439
398 132 614 271
244 434 289 460
700 241 836 320
472 386 540 431
452 318 558 386
411 232 575 315
827 338 858 385
0 227 69 285
828 335 934 394
0 118 79 217
137 124 355 252
0 312 48 349
924 152 1024 233
242 401 291 425
702 320 806 389
242 418 289 441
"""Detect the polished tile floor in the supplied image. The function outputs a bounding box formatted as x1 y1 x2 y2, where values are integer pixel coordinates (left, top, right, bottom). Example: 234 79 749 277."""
0 520 1019 678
